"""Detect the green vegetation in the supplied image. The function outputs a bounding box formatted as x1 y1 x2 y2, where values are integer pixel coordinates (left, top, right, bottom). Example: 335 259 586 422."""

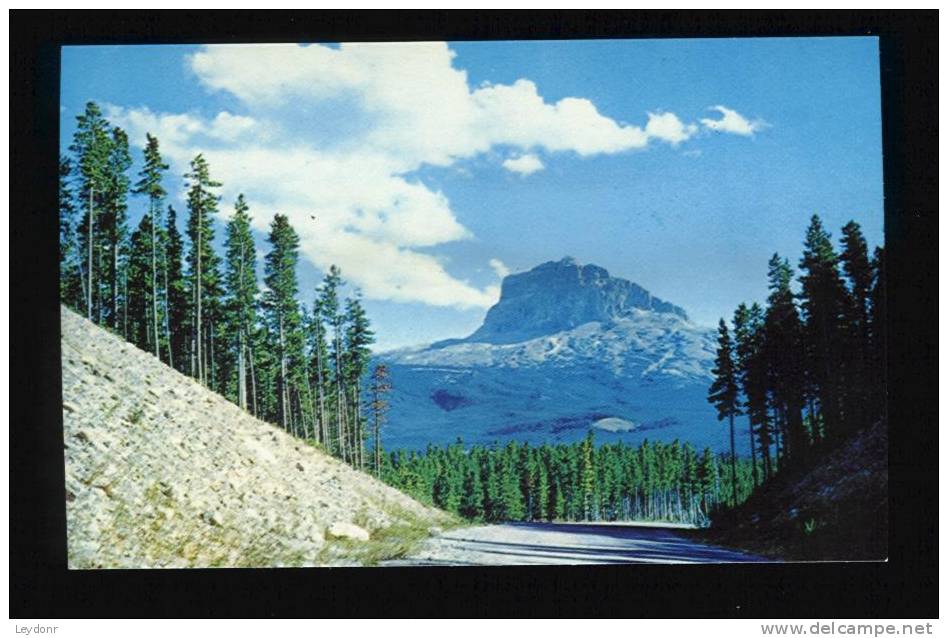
60 101 885 547
381 433 756 526
61 102 380 472
709 215 884 481
319 504 460 566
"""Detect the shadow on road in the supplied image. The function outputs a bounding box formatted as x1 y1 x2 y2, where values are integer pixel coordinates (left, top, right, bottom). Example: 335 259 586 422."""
385 521 769 566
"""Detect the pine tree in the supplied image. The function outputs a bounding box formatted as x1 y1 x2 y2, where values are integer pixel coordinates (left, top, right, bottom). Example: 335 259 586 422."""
165 206 188 372
59 155 83 309
319 266 347 458
184 154 223 386
124 214 154 351
69 102 112 322
698 447 719 514
344 294 375 467
368 363 391 478
708 318 740 506
763 254 807 461
263 213 304 434
132 133 169 359
839 221 873 433
308 299 332 446
732 303 759 487
222 194 259 411
868 247 886 423
99 126 132 331
799 215 848 442
580 431 596 520
500 442 526 521
460 459 485 520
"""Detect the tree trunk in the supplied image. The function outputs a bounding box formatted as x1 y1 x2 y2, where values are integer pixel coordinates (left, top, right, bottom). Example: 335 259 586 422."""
729 412 738 507
196 199 203 384
87 185 94 321
248 341 258 417
314 322 327 449
112 225 119 332
236 241 247 410
279 314 288 431
209 320 216 390
334 328 346 461
237 328 246 410
163 250 173 367
748 417 759 487
374 408 381 479
122 266 129 340
150 200 159 359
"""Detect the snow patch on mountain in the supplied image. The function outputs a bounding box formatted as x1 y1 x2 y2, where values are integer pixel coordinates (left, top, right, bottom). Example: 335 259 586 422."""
376 258 745 453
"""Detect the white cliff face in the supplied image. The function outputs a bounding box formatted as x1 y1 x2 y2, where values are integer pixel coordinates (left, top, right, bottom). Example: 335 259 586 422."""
377 258 741 453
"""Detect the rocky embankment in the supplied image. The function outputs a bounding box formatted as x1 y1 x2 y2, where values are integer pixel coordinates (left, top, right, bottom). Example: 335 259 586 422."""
61 307 453 569
706 420 888 561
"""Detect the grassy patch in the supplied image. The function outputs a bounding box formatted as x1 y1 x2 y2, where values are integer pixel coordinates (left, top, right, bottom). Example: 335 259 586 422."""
127 405 145 425
319 502 462 566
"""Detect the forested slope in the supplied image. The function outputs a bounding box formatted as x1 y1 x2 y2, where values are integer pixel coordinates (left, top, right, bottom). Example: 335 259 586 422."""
705 420 887 561
61 307 453 568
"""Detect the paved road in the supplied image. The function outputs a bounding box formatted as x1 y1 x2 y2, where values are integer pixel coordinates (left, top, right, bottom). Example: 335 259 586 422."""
383 522 767 565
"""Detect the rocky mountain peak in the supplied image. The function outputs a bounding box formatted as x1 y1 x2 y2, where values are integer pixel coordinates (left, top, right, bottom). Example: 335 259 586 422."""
465 257 689 344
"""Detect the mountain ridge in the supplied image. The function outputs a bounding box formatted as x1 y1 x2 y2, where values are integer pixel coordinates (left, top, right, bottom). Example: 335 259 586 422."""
378 258 737 452
465 257 689 345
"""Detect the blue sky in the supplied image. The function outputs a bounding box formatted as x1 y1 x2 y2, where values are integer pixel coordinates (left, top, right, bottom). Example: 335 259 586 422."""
61 38 883 351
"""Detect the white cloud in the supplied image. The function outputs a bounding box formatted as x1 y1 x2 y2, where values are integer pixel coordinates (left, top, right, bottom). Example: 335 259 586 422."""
645 111 698 145
489 258 511 279
502 153 544 176
108 43 758 310
700 105 766 136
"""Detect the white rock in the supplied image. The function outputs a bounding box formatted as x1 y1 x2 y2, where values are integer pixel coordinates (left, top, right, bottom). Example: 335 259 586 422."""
326 521 370 542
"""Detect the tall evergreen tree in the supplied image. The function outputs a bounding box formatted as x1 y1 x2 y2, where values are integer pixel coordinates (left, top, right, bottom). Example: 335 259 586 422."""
868 246 886 422
184 154 223 386
263 213 303 433
222 194 259 411
100 127 132 331
763 254 807 461
368 364 391 478
460 458 485 520
839 221 873 432
164 206 188 372
580 431 596 520
124 214 155 351
732 303 759 487
799 215 848 442
59 155 83 309
308 298 332 445
708 318 740 506
344 293 375 467
319 266 347 458
69 102 112 321
132 133 169 359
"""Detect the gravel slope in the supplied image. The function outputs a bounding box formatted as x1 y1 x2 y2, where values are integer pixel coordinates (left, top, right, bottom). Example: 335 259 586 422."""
61 307 451 569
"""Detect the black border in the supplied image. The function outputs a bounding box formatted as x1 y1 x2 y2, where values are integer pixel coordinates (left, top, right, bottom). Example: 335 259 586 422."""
10 10 938 618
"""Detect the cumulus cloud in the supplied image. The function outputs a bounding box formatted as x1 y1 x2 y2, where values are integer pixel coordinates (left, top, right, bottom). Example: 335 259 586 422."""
109 43 758 309
489 258 511 279
700 105 766 136
502 153 544 176
645 111 698 145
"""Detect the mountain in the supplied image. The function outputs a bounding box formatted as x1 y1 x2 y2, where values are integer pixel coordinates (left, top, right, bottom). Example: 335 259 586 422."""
61 307 451 568
378 257 744 453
